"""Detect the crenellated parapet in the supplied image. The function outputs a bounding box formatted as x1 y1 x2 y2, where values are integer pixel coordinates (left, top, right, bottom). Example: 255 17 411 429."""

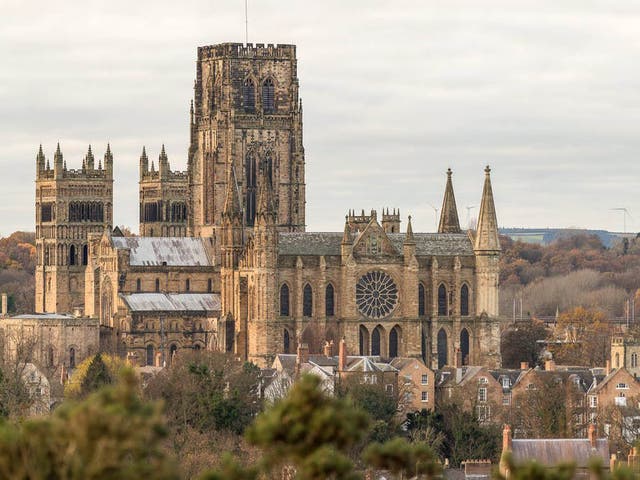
36 143 113 181
197 43 296 61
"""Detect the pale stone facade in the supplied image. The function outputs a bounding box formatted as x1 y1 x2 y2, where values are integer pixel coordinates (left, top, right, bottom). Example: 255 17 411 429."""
31 42 503 371
139 146 188 237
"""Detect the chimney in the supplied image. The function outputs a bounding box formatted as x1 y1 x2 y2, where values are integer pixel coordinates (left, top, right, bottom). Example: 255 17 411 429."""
606 359 611 375
545 359 556 372
454 348 462 368
339 338 347 371
502 424 512 452
323 340 333 357
520 361 529 370
1 293 6 316
297 343 309 365
588 423 596 448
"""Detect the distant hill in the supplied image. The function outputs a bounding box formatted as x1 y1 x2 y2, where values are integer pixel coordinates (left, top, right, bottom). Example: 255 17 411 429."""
499 228 636 248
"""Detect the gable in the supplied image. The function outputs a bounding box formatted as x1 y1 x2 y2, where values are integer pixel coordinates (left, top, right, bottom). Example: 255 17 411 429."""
352 219 399 257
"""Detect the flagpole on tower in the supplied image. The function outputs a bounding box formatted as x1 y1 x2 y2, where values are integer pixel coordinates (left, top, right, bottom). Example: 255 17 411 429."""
245 0 249 44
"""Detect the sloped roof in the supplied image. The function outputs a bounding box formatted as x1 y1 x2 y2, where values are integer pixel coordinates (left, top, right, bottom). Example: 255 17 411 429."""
278 232 473 257
511 439 608 468
120 293 221 313
112 237 212 266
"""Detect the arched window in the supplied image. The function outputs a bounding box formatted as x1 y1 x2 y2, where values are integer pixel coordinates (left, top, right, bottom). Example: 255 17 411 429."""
389 326 400 358
225 319 235 353
359 325 370 356
460 284 469 316
245 154 257 226
48 346 54 367
82 244 88 266
146 345 154 366
169 344 177 364
194 344 201 351
372 326 382 356
262 78 275 113
69 347 76 369
438 284 447 316
155 278 160 292
303 284 313 317
437 329 448 369
460 328 470 366
283 329 291 354
243 78 255 112
418 283 426 316
136 278 141 292
325 284 335 317
632 353 638 368
280 284 290 316
69 245 76 266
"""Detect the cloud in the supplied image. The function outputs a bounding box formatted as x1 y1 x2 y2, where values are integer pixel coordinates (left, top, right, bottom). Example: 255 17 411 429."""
1 0 640 235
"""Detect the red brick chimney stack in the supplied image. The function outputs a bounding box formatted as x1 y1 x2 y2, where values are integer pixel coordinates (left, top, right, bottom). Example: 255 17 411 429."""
545 359 556 372
588 423 596 448
502 424 512 452
520 361 529 370
339 338 347 371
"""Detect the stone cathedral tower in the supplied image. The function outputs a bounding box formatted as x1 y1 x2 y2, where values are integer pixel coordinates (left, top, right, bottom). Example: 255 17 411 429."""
35 144 113 314
188 43 306 249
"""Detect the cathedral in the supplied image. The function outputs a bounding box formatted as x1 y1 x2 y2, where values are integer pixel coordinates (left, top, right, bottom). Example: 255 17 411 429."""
32 42 502 370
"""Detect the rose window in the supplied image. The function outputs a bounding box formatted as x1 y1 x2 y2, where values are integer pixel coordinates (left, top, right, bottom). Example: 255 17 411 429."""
356 271 398 319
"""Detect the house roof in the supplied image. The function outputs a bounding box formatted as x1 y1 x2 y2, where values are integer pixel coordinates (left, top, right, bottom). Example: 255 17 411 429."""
120 293 221 313
511 438 609 468
112 237 212 266
277 232 473 257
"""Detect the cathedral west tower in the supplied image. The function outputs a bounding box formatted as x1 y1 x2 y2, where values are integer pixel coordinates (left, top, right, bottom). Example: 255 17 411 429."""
188 43 306 250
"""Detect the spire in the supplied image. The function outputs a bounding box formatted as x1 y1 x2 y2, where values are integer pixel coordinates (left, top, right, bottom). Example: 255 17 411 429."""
159 144 169 177
256 162 276 225
139 146 149 175
54 142 63 178
438 168 461 234
36 145 45 173
342 215 351 244
223 164 242 221
474 165 501 252
85 144 94 170
103 143 113 176
404 215 415 244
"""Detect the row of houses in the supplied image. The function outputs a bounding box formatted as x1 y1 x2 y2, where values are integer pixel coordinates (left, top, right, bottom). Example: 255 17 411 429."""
263 342 640 450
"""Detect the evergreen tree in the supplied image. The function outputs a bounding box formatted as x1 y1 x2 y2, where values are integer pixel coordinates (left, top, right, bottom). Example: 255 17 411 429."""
80 353 113 396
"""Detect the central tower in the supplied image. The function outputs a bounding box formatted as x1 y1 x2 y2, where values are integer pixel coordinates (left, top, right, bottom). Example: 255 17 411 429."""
188 43 306 247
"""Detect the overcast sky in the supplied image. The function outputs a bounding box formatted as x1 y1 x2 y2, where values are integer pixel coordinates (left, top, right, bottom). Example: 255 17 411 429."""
2 0 640 237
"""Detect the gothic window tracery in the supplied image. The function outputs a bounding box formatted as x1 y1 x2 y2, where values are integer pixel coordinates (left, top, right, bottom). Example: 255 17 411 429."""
418 283 426 316
245 154 257 226
262 78 275 113
438 284 447 316
460 284 469 316
280 284 290 316
325 283 335 317
303 284 313 317
356 271 398 319
243 78 255 112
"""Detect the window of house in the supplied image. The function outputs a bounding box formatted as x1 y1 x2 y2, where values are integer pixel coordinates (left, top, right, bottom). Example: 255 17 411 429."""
527 383 537 390
136 278 141 292
421 391 428 402
590 395 598 408
404 375 412 385
479 377 488 384
155 278 160 292
421 374 428 385
207 278 213 293
478 387 487 403
502 377 510 388
476 404 491 422
616 395 627 407
616 383 629 390
185 278 190 292
502 394 510 405
385 384 394 395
